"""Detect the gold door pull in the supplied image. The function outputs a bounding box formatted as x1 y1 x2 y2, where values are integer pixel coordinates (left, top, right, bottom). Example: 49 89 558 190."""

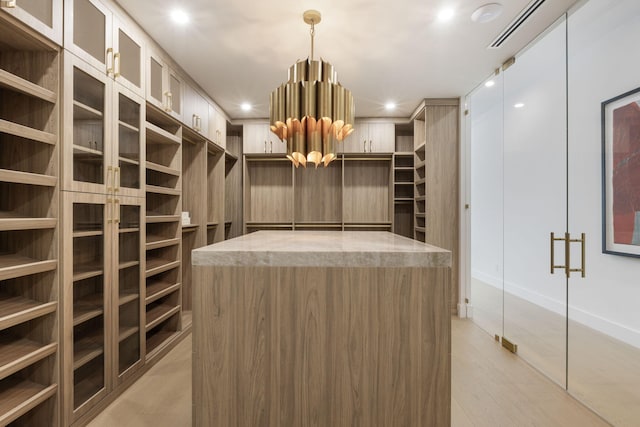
1 0 17 8
106 48 114 76
114 52 121 78
550 232 586 278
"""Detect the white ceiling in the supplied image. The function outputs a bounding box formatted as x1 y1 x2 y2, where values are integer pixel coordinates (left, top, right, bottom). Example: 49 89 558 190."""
116 0 577 120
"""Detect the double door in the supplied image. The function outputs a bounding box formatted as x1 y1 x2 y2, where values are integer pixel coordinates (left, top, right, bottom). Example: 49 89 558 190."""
62 192 144 424
468 5 640 425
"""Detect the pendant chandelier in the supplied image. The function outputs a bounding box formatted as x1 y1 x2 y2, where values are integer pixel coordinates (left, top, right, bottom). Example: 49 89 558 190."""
269 10 355 168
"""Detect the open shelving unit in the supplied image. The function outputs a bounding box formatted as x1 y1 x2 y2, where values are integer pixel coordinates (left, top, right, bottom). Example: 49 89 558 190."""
414 109 427 242
144 106 182 361
393 123 415 238
0 15 60 426
224 127 242 240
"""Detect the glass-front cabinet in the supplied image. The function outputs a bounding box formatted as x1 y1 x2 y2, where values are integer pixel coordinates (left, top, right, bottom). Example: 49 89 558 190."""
63 53 144 197
62 192 144 424
64 0 144 96
0 0 63 44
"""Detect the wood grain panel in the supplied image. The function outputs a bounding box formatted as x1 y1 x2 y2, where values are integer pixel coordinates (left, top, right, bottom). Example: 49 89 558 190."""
343 159 391 223
193 265 451 426
294 164 342 223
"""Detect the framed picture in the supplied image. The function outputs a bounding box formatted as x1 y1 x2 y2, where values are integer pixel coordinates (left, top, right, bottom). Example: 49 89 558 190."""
602 86 640 257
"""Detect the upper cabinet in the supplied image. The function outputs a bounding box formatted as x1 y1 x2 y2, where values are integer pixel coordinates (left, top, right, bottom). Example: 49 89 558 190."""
343 121 395 153
64 0 145 96
184 83 208 136
243 122 285 154
0 0 63 44
146 49 183 122
208 104 226 149
62 53 145 197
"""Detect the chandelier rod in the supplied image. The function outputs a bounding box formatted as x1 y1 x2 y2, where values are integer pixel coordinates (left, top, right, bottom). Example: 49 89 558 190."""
310 20 315 60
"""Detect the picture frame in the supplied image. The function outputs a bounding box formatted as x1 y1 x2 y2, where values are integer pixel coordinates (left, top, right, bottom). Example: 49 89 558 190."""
602 86 640 257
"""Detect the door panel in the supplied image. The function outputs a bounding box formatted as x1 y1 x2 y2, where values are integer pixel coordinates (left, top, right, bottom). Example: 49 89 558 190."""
502 18 568 388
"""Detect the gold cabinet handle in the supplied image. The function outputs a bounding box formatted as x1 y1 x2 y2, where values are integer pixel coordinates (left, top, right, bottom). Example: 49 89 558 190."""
363 140 367 153
114 166 120 192
107 198 113 223
106 48 114 76
270 140 273 153
107 165 114 192
114 199 120 224
550 232 586 278
165 91 173 112
264 140 267 153
114 52 121 78
1 0 17 8
369 140 372 152
192 114 197 130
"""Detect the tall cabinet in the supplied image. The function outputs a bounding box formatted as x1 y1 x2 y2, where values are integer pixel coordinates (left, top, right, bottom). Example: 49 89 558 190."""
0 13 60 426
413 99 459 313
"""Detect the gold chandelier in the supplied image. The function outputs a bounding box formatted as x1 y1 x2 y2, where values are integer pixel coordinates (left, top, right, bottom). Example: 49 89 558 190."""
269 10 355 168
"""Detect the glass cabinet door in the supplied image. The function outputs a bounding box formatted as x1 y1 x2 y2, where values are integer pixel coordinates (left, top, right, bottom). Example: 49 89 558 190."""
113 16 145 97
64 0 112 74
64 54 112 194
64 192 111 422
114 86 144 197
1 0 62 44
114 197 144 382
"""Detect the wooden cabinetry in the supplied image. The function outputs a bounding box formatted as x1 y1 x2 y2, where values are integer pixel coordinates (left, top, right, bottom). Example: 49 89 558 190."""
412 100 459 312
243 122 284 154
0 0 62 44
61 191 143 424
394 124 414 238
208 104 226 149
224 129 242 239
0 17 60 426
144 106 182 360
343 155 393 230
146 50 183 122
64 0 145 96
62 54 144 197
343 121 394 153
184 84 208 137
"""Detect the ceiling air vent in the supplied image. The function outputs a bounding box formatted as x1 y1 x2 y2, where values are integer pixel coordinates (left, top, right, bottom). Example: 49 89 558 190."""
488 0 546 48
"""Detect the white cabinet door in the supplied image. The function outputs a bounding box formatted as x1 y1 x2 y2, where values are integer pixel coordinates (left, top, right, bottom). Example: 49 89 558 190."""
243 123 269 154
368 122 395 153
184 84 208 135
342 121 367 153
112 15 145 96
1 0 62 44
65 0 112 74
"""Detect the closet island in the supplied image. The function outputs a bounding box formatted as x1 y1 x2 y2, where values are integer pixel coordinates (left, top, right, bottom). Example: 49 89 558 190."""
192 230 451 426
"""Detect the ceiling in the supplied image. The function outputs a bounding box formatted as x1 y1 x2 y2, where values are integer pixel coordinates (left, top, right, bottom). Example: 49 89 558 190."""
116 0 577 120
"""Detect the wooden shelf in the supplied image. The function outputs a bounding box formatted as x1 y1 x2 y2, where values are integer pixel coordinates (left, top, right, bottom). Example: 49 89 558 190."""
394 181 414 185
0 336 57 381
145 259 180 278
146 329 180 360
146 161 180 177
118 326 139 343
118 156 139 166
146 122 181 145
415 178 426 185
73 294 103 327
0 379 57 426
415 226 426 233
415 213 426 218
0 118 56 145
344 222 393 229
119 293 139 306
0 169 57 187
146 215 181 224
73 332 104 371
245 222 293 228
146 236 180 251
415 196 426 201
118 260 139 271
73 144 103 157
0 294 57 331
295 222 342 229
0 68 56 103
394 167 415 171
72 230 103 238
119 227 140 234
415 160 425 169
73 100 103 120
394 152 414 157
73 369 103 408
225 151 238 162
72 262 103 282
146 304 181 331
415 141 426 153
118 120 139 133
145 185 180 196
0 215 56 232
146 281 181 305
206 222 218 228
0 254 57 282
395 198 414 203
181 224 198 233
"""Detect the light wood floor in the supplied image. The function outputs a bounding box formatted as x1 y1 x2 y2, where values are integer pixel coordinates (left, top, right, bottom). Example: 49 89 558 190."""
88 318 607 427
472 278 640 426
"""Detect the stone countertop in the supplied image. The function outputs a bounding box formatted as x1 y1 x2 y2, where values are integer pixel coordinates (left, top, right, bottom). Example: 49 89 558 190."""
192 231 451 268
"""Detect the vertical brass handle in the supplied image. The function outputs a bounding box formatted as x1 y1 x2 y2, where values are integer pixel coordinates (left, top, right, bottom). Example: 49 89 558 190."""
165 92 173 112
114 52 121 78
551 232 586 278
197 116 202 132
1 0 17 8
264 141 267 153
106 48 114 76
564 232 571 278
270 140 273 153
363 140 367 153
369 140 373 152
569 233 586 278
192 114 197 130
107 165 114 193
550 232 554 274
115 199 120 224
107 198 113 223
114 166 120 192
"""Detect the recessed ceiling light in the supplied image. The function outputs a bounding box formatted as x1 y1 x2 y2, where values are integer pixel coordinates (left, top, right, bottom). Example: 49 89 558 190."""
438 8 455 22
385 102 396 111
170 9 189 25
471 3 503 23
485 80 495 88
241 102 252 112
514 103 525 108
